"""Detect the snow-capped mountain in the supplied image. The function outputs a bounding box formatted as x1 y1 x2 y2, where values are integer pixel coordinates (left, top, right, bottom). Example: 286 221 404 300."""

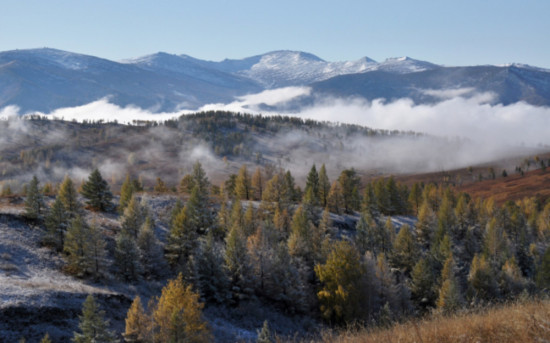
0 47 549 114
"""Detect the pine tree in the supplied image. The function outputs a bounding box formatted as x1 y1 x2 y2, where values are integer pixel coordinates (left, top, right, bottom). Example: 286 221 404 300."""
165 206 198 271
303 164 319 206
178 174 195 194
361 183 379 217
225 221 251 297
317 164 330 208
151 273 211 343
153 177 168 193
124 296 151 343
137 217 166 279
115 233 143 281
43 196 69 251
186 185 212 235
196 231 229 303
536 246 550 289
73 294 116 343
24 175 45 220
81 168 113 212
63 216 90 277
58 175 81 217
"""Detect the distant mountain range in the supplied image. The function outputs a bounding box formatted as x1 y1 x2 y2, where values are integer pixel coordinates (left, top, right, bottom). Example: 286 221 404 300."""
1 48 549 114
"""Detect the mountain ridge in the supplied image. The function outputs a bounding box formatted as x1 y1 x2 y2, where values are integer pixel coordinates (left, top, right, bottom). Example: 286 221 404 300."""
1 47 550 114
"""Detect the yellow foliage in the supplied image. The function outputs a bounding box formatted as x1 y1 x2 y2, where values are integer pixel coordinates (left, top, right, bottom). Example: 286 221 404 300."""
152 273 211 343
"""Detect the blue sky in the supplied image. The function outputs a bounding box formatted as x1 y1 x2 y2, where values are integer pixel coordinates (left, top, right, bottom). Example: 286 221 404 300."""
1 0 549 67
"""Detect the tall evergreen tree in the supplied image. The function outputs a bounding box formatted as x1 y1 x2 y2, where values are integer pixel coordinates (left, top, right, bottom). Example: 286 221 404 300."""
121 195 147 238
115 233 142 282
73 294 116 343
303 164 319 206
58 175 81 217
251 167 264 201
81 169 113 211
317 164 330 208
24 175 45 220
137 217 166 279
43 196 69 251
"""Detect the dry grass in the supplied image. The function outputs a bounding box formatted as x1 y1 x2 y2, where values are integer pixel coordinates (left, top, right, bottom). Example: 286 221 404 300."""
308 300 550 343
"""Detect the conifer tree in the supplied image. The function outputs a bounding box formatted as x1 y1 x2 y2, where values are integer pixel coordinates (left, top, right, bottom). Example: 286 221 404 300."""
410 257 437 310
81 168 113 212
251 167 264 201
327 181 343 214
186 185 212 235
536 246 550 289
121 195 147 238
24 175 45 220
317 164 330 208
338 169 360 213
73 294 116 343
153 177 168 193
361 183 379 217
390 224 418 276
303 164 319 206
196 231 229 303
119 173 135 213
225 221 251 296
468 254 499 301
87 222 108 280
63 216 91 277
115 233 143 281
288 206 322 265
152 273 211 343
137 217 166 279
315 240 366 324
58 175 81 217
408 182 422 216
437 255 463 313
124 296 151 343
165 206 198 270
43 196 69 251
178 174 195 194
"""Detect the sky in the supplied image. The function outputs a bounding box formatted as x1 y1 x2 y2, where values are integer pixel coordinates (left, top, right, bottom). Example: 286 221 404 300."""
1 0 549 68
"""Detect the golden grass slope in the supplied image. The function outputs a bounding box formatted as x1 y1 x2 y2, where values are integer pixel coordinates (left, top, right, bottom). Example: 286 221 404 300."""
313 300 550 343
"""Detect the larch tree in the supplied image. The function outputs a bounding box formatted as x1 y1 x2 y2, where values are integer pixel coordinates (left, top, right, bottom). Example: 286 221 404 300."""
121 195 147 238
436 255 463 313
63 216 91 277
124 296 151 343
410 257 437 310
119 173 135 213
151 273 211 343
165 205 198 273
390 224 418 276
80 168 113 212
315 240 367 325
235 164 252 200
251 167 264 201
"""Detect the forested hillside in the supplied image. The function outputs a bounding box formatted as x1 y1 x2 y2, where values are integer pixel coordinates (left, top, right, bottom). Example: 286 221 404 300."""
1 112 550 342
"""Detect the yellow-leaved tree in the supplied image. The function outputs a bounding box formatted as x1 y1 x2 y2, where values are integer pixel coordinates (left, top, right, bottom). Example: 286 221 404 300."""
151 273 211 343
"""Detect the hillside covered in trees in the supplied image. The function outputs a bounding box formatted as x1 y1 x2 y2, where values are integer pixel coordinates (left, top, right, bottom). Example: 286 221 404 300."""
1 112 550 342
